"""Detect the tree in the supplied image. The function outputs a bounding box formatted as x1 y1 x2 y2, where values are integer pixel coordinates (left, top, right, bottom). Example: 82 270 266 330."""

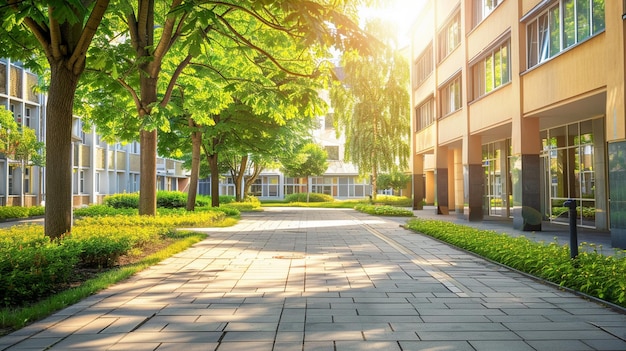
281 143 328 202
377 170 411 195
330 18 410 201
80 0 371 215
0 0 109 237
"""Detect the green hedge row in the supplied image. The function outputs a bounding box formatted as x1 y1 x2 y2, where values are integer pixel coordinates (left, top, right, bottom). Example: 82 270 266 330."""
0 210 226 307
405 219 626 308
354 204 414 217
0 206 44 221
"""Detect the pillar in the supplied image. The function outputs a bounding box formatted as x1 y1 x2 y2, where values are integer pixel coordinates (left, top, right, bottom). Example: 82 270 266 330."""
511 117 542 231
464 135 483 221
413 154 424 210
435 146 449 215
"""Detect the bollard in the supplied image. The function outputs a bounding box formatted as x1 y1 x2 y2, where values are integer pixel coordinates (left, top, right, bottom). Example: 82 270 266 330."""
563 199 578 259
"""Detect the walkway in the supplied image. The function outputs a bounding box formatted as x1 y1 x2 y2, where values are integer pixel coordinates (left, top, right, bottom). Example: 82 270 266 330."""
1 207 625 351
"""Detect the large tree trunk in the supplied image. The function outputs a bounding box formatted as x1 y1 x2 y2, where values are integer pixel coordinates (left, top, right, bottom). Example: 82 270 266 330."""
137 65 159 215
371 166 378 202
139 129 157 215
186 124 202 211
45 63 79 239
208 153 219 207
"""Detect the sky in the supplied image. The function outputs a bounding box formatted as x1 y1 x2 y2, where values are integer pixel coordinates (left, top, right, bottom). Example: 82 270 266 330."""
359 0 427 46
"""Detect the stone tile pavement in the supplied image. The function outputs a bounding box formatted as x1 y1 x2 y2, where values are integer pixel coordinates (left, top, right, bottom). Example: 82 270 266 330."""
1 207 625 350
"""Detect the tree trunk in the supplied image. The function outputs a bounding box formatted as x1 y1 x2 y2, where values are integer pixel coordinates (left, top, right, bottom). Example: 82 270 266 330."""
139 129 157 215
208 153 220 207
234 155 247 201
186 124 202 211
45 63 79 239
244 163 263 196
138 71 158 216
371 166 378 202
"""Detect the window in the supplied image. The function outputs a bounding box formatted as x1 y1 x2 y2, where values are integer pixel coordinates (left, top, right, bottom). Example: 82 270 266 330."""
23 167 30 193
79 170 85 193
0 62 6 94
526 0 604 68
416 98 434 131
325 145 339 160
440 75 462 116
25 108 31 128
324 113 334 129
413 43 433 89
473 0 504 27
471 40 510 99
438 11 461 61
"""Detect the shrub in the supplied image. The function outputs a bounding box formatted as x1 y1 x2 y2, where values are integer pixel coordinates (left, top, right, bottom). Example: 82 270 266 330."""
373 195 412 207
0 206 29 221
0 226 81 306
27 206 45 217
285 192 334 203
405 219 626 308
157 191 187 208
103 193 139 209
354 204 414 217
74 205 137 217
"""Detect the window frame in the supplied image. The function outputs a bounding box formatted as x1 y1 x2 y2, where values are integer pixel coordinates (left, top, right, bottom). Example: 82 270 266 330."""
439 74 462 117
438 10 461 62
471 39 511 100
413 42 433 89
473 0 505 28
526 0 605 69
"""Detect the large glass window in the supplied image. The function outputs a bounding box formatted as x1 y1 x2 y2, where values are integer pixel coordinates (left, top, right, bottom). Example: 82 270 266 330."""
473 0 505 27
414 43 433 89
440 75 461 116
471 40 510 99
438 11 460 62
542 120 596 227
527 0 605 69
415 97 434 131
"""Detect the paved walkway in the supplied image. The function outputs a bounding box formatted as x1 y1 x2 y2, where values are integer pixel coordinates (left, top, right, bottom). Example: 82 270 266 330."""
1 207 625 351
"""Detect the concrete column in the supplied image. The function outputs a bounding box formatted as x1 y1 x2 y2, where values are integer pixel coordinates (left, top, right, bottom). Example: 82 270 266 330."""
464 135 483 221
435 146 449 215
412 154 424 210
511 117 542 231
454 148 464 215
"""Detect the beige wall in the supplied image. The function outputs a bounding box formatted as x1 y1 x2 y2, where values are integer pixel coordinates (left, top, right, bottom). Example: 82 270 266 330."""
522 34 606 115
438 111 465 145
415 125 435 153
469 85 514 133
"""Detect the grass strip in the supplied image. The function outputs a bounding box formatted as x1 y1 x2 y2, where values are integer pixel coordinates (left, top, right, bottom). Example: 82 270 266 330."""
405 219 626 308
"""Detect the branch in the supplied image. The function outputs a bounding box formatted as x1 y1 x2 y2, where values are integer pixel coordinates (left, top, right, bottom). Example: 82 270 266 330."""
152 0 184 70
215 15 316 79
160 54 192 107
47 6 63 59
203 1 296 33
68 0 110 75
114 77 142 115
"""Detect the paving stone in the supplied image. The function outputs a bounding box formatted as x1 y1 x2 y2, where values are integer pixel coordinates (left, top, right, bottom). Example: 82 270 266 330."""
2 208 625 351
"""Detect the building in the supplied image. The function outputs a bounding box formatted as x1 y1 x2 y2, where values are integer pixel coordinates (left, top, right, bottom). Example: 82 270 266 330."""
0 59 189 207
409 0 626 247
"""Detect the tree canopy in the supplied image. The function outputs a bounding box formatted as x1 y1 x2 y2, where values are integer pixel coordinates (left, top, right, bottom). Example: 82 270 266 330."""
330 18 410 199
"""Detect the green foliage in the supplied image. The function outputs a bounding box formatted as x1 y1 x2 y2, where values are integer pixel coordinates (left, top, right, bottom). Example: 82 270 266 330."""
0 207 29 220
373 195 412 207
0 209 229 308
377 172 411 192
27 206 45 217
157 191 187 208
405 219 626 308
285 192 334 203
103 193 140 209
0 226 81 306
354 204 414 217
330 18 410 179
281 143 329 178
74 205 138 217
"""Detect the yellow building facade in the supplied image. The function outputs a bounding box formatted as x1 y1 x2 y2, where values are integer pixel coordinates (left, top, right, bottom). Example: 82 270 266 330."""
410 0 626 247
